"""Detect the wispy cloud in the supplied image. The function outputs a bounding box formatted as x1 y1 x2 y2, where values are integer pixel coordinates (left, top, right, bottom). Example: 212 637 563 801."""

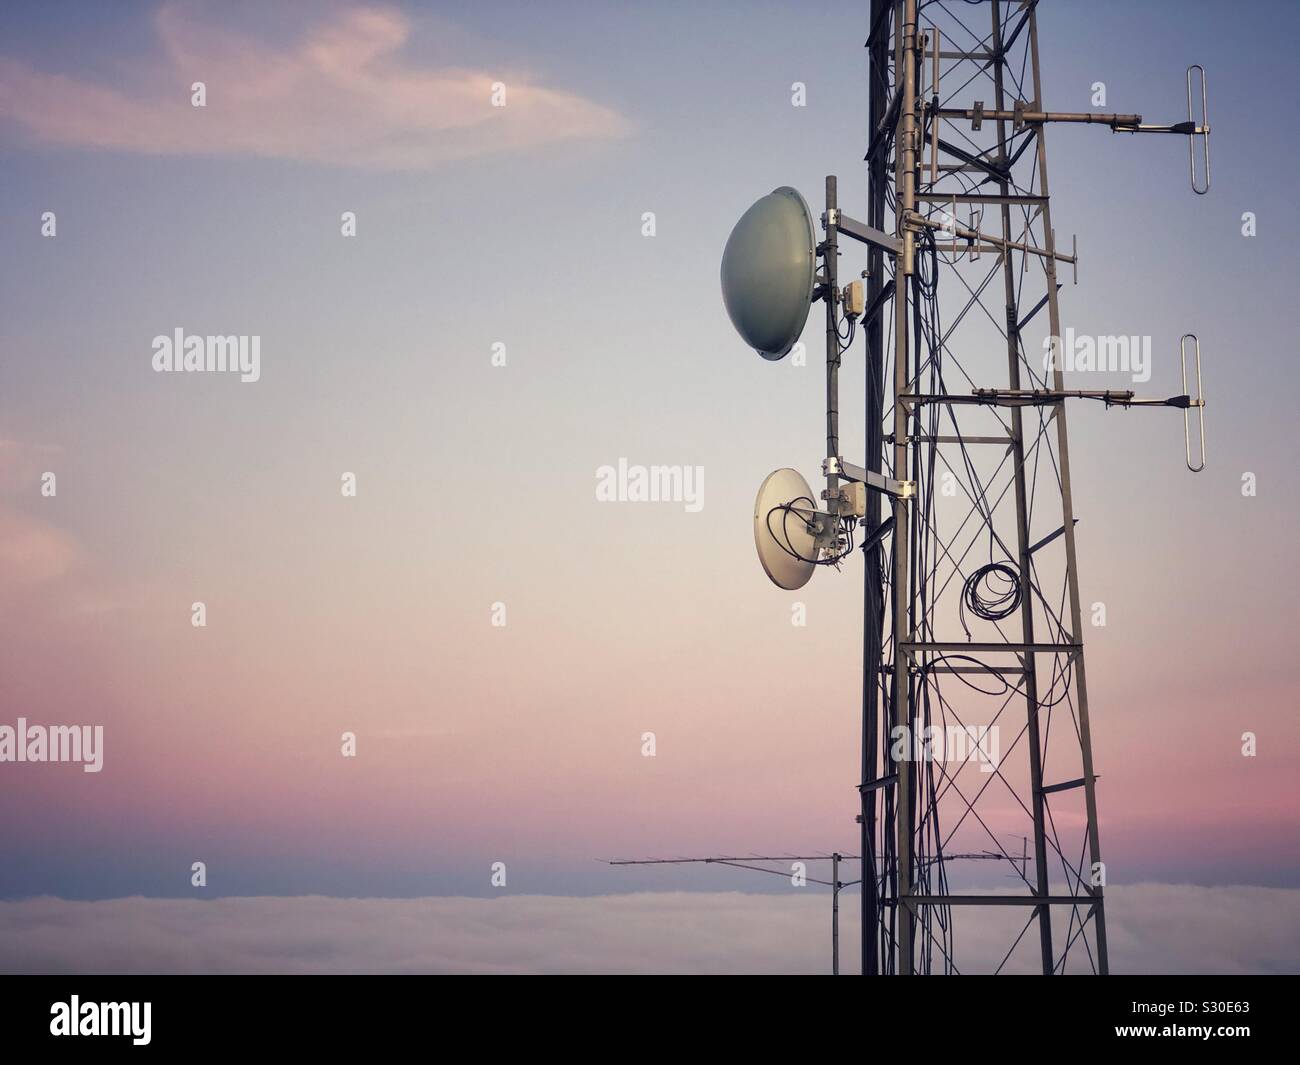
0 4 629 170
0 512 81 588
1 886 1296 974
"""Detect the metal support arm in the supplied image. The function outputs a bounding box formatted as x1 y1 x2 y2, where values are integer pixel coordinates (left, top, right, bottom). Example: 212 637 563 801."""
826 209 902 255
823 455 916 499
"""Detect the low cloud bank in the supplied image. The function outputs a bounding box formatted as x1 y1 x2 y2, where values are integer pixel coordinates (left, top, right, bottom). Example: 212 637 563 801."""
1 884 1295 974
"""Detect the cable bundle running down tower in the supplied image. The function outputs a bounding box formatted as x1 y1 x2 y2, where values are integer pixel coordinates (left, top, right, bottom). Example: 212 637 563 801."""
717 0 1209 975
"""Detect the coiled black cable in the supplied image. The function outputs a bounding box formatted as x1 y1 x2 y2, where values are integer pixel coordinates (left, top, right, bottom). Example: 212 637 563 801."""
959 561 1022 637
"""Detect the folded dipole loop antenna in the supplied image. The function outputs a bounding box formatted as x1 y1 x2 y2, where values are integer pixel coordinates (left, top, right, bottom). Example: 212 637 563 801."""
1181 334 1206 472
1187 65 1210 194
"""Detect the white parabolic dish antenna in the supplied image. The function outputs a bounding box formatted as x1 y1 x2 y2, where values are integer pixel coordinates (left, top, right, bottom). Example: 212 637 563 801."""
754 468 820 590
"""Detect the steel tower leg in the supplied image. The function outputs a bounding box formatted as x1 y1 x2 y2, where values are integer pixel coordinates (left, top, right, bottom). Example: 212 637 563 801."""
891 0 920 976
990 0 1055 977
861 0 892 979
1025 5 1110 975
